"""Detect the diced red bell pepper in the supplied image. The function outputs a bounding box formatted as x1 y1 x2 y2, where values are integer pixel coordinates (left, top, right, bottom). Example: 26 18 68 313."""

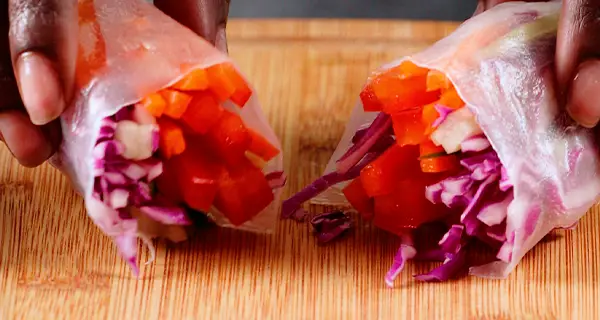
247 128 280 162
371 73 440 114
180 92 225 134
155 158 183 204
391 108 426 146
214 160 274 225
373 177 448 234
342 178 374 220
206 109 252 166
359 83 382 112
175 143 224 212
245 151 267 169
359 144 420 197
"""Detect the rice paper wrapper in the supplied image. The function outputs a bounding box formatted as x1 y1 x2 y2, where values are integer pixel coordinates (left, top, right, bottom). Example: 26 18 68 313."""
51 0 283 239
312 1 600 278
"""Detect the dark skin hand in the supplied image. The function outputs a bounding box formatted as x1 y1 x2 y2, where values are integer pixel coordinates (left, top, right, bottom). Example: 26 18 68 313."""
3 0 599 167
0 0 230 168
479 0 600 129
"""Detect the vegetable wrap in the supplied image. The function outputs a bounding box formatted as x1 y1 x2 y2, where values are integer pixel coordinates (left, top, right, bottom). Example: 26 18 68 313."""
51 0 284 274
284 1 600 285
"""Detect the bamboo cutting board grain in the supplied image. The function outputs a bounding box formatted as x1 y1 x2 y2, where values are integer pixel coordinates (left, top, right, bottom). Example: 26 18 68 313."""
1 19 599 319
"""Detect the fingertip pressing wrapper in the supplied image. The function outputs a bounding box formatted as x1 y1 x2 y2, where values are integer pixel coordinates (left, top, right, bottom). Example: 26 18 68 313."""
284 1 600 285
51 0 284 274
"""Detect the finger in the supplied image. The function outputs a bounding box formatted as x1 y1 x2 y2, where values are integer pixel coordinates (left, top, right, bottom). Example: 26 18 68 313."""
556 0 600 127
8 0 78 125
0 110 55 167
155 0 230 52
473 0 547 16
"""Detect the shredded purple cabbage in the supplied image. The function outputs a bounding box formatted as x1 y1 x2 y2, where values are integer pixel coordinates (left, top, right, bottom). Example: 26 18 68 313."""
265 171 287 190
310 211 352 243
336 113 392 174
384 234 417 287
91 108 196 274
432 104 454 128
281 152 380 219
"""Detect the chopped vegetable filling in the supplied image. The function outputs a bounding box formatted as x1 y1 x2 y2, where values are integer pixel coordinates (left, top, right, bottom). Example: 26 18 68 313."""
92 62 281 274
284 61 515 286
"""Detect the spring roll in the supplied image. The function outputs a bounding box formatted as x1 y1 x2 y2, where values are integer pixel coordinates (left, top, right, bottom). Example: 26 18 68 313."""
283 1 599 286
51 0 284 274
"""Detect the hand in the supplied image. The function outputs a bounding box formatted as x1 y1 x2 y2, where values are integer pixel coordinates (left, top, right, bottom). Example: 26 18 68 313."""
556 0 600 128
0 0 231 168
477 0 600 129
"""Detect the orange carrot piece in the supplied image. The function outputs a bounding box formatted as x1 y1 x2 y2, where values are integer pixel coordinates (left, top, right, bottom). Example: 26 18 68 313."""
426 70 450 92
138 93 167 117
206 62 252 107
171 68 209 91
422 102 439 135
389 60 429 79
392 108 426 146
161 89 193 119
439 88 465 109
206 63 238 102
420 155 459 173
371 73 440 114
158 118 186 159
247 128 280 162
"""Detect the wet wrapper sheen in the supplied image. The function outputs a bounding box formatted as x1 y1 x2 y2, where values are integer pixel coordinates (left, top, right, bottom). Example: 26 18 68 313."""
292 1 600 283
50 0 284 274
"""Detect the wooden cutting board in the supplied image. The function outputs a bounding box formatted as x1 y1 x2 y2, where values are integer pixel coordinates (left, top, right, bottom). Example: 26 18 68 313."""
1 19 599 319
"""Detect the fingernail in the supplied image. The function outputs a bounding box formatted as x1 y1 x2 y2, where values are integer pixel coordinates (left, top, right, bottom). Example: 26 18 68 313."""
16 52 65 125
567 60 600 128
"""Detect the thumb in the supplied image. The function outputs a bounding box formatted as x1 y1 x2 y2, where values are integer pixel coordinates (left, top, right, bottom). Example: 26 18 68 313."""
556 0 600 127
9 0 78 125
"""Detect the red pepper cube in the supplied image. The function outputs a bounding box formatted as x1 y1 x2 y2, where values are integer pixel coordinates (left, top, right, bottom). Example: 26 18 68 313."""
373 178 447 234
370 72 440 115
359 83 382 112
247 128 280 162
214 161 274 225
342 178 374 220
392 108 427 146
175 144 224 212
206 109 251 166
180 92 225 134
155 158 183 204
359 144 420 197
